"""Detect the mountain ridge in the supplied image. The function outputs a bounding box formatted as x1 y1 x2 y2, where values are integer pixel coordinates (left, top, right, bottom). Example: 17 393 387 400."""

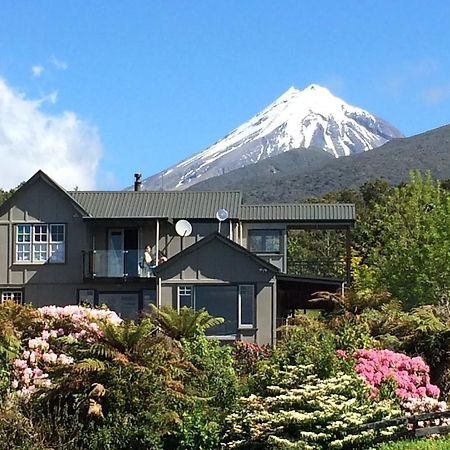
188 124 450 203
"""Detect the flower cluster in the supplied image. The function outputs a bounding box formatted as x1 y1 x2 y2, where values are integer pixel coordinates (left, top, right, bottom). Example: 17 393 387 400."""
12 305 122 396
402 397 450 428
352 349 440 400
222 365 401 449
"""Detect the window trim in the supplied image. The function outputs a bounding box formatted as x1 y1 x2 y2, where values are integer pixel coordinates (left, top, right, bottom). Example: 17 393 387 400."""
248 229 282 254
238 284 255 329
177 285 194 311
14 223 66 264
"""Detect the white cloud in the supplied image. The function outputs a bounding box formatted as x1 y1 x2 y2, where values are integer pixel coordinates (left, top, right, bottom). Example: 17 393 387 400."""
31 65 44 77
50 55 68 71
0 78 102 190
423 84 450 104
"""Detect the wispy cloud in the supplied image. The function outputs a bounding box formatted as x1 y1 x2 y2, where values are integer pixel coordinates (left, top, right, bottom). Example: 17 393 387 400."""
50 55 68 71
31 65 44 77
0 78 102 190
423 84 450 103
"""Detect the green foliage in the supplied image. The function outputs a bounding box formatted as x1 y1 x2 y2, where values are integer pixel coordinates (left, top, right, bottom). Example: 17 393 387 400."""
287 229 347 278
367 171 450 308
0 183 22 208
232 341 271 377
166 407 221 450
377 435 450 449
270 315 341 380
182 335 239 410
150 305 225 340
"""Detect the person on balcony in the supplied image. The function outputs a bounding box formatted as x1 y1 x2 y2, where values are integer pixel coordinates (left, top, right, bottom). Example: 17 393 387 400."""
142 244 156 277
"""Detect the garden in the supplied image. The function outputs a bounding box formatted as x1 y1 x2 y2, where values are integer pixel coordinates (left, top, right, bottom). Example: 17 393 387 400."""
1 171 450 449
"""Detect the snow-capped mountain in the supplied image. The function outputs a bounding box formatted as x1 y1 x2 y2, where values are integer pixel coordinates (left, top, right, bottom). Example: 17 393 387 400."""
141 84 403 191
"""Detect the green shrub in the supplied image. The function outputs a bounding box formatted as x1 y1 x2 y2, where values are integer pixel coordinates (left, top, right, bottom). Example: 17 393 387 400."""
273 315 341 379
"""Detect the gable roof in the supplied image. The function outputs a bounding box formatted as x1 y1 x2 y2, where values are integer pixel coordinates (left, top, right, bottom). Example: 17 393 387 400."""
69 191 242 219
154 232 279 275
5 171 356 223
240 203 355 222
0 170 89 217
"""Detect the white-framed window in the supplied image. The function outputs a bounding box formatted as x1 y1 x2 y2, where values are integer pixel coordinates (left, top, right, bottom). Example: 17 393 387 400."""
50 224 65 262
15 224 65 263
1 291 23 303
239 285 255 328
177 285 193 310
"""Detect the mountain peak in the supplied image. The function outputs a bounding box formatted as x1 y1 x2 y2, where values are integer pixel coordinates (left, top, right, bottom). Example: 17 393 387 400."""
138 86 403 191
304 83 328 92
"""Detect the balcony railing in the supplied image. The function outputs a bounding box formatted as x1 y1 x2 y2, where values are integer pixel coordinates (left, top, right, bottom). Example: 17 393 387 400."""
287 258 345 279
82 250 155 279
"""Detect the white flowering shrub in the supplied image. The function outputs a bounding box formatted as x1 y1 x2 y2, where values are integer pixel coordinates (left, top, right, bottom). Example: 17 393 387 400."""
222 364 401 450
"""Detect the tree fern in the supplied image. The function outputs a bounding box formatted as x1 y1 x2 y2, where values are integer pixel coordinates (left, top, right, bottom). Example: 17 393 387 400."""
149 305 224 340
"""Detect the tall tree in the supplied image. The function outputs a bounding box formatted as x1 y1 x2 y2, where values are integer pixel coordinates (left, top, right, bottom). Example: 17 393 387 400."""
368 171 450 308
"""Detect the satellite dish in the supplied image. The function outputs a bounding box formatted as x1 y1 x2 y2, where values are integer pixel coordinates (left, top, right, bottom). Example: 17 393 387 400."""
216 208 229 222
175 219 192 237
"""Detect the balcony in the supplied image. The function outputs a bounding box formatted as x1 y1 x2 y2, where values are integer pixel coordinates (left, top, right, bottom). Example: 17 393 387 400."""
287 258 345 279
82 250 156 279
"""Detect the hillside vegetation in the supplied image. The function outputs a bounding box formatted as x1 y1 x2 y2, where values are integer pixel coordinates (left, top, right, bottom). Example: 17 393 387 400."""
189 124 450 203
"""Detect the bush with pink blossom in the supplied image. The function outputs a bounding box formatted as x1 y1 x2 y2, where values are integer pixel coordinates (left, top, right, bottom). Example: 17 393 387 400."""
11 305 122 396
352 349 440 402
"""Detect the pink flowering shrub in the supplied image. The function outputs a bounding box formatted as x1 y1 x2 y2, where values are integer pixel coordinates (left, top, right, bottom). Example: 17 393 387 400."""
352 349 440 401
11 305 122 396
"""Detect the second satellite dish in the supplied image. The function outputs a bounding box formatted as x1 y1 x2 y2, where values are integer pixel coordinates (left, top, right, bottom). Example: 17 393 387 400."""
216 208 229 222
175 219 193 237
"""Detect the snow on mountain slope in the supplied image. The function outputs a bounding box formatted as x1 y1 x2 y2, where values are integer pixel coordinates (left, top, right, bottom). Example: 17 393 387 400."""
140 84 403 191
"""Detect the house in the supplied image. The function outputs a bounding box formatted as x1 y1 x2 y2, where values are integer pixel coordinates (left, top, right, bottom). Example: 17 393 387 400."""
0 171 355 345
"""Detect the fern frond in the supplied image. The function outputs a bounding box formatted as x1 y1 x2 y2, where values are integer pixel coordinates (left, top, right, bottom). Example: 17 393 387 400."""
73 358 107 373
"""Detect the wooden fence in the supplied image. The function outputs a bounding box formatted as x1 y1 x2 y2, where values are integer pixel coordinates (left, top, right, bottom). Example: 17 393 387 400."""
355 410 450 444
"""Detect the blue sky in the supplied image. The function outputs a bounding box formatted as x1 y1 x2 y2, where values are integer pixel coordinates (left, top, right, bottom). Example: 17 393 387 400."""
1 1 449 189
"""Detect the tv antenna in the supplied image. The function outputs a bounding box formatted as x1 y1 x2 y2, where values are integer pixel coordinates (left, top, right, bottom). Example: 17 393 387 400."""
216 208 229 233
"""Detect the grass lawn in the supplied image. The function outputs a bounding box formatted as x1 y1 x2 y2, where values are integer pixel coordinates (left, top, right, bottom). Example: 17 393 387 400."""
377 435 450 449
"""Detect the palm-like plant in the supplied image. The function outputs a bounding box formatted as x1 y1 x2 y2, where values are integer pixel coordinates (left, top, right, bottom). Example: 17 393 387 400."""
149 305 224 340
0 301 38 362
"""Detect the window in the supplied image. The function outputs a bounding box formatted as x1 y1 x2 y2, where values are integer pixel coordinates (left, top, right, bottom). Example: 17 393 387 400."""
98 292 140 321
143 289 157 313
1 291 23 303
196 285 238 336
15 224 65 263
177 284 255 335
177 285 193 309
78 289 95 306
239 285 255 328
249 229 281 253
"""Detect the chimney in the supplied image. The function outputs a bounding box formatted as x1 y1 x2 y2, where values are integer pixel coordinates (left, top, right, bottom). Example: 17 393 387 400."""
134 173 142 191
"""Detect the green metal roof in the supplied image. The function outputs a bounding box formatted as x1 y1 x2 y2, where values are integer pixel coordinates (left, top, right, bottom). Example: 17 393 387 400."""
69 191 354 222
69 191 242 219
239 203 355 222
